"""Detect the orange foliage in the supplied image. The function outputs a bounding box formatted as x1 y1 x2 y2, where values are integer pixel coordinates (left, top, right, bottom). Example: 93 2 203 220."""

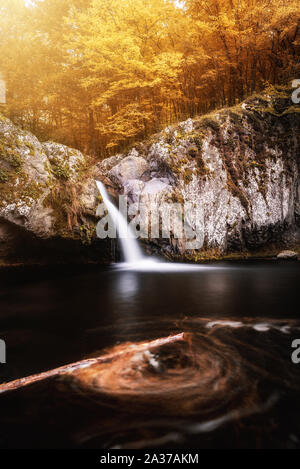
0 0 299 156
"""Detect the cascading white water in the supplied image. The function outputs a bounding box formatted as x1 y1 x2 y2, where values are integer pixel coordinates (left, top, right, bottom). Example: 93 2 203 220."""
96 180 216 272
96 180 144 264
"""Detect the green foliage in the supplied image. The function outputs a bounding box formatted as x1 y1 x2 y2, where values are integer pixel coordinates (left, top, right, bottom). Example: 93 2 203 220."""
22 181 43 202
50 160 71 180
79 224 95 246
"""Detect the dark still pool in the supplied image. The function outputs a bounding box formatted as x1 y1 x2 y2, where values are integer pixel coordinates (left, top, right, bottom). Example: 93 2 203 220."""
0 260 299 449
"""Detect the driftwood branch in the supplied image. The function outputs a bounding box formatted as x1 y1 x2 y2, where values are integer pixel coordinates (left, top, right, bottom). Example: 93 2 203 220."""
0 333 185 395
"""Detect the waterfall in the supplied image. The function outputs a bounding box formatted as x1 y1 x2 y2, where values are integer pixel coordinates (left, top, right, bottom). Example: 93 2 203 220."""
96 180 210 272
96 180 144 264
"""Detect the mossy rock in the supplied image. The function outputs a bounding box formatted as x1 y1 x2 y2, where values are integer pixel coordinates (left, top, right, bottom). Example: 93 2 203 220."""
50 160 72 180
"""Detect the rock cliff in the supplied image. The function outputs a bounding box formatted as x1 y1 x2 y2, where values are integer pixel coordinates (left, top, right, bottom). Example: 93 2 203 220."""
0 85 299 264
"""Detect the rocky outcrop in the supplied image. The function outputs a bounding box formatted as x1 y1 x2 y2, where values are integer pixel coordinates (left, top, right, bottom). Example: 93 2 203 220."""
0 114 110 264
98 85 300 260
0 84 299 264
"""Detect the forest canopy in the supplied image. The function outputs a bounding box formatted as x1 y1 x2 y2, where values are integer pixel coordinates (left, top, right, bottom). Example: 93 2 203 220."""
0 0 299 157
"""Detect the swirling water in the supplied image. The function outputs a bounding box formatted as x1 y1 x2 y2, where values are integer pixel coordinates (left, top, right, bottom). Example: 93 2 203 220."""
0 261 299 448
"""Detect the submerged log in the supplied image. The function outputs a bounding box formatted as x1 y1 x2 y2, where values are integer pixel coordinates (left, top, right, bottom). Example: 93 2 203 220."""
0 333 185 394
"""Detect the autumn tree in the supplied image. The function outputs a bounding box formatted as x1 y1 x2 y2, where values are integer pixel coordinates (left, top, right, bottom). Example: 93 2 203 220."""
186 0 300 105
0 0 299 156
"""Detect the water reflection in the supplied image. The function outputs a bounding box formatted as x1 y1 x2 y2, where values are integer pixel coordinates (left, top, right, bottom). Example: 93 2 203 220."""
115 272 140 301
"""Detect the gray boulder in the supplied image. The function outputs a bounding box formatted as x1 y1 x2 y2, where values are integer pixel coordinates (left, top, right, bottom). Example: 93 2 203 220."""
108 153 149 186
277 250 298 259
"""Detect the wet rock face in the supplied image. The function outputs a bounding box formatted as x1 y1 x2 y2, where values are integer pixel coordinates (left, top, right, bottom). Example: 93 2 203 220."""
0 84 299 264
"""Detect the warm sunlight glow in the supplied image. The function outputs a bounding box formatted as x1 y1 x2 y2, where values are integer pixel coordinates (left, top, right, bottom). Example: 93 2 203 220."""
0 0 299 156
